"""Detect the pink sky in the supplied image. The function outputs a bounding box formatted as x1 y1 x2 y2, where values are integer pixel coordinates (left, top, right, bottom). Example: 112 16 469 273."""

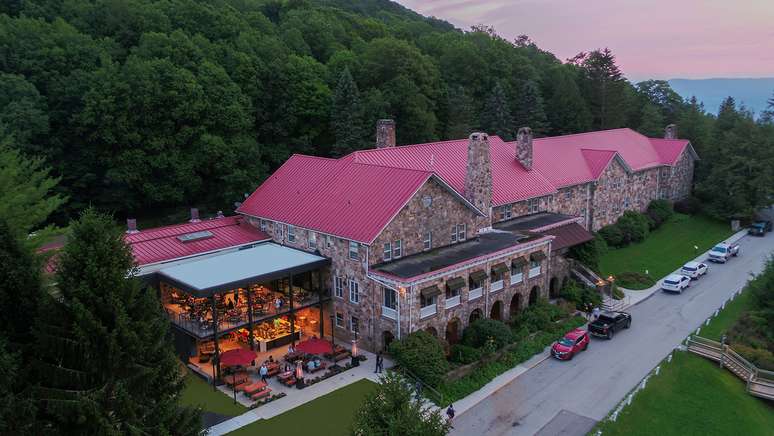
397 0 774 80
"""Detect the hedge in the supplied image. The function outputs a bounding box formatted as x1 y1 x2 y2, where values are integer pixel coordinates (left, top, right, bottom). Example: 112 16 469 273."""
388 330 448 387
461 318 513 350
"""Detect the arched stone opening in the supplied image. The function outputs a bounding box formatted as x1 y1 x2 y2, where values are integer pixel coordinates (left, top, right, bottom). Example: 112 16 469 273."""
445 318 462 345
469 308 483 325
490 300 503 321
509 293 522 319
529 286 540 305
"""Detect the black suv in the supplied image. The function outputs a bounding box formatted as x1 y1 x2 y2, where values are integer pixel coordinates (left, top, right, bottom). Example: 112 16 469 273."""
588 311 632 339
748 220 772 236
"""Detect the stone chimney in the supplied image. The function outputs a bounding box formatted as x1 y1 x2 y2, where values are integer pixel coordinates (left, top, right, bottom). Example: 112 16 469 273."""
375 119 396 148
516 127 533 170
126 218 139 234
465 133 492 217
664 124 678 139
189 208 201 223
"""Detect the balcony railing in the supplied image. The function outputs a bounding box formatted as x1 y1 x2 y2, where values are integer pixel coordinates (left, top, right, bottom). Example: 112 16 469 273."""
420 304 437 319
468 287 483 301
382 306 398 320
445 295 461 309
511 273 523 284
491 280 504 292
529 267 541 278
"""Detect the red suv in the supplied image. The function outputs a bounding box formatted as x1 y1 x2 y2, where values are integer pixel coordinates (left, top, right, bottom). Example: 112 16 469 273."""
551 328 589 360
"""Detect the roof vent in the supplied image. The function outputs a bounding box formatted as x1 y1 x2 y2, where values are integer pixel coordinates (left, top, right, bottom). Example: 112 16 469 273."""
126 219 139 234
216 211 225 219
177 230 214 243
189 208 201 223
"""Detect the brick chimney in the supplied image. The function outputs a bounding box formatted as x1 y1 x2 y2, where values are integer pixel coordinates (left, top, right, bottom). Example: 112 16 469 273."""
375 119 396 148
465 133 492 217
516 127 533 170
126 218 139 234
664 124 678 139
189 208 201 223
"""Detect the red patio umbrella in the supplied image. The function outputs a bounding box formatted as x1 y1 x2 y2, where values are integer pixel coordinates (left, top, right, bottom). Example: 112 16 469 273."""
219 348 257 367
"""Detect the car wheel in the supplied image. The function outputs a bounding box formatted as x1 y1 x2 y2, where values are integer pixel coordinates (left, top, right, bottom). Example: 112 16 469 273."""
625 320 631 329
607 330 613 340
583 342 589 351
568 352 574 360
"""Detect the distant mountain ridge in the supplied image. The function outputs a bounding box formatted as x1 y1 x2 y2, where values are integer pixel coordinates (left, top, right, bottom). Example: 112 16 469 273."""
668 78 774 117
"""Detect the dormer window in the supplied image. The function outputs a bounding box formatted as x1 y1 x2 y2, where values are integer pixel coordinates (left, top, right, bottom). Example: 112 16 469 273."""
383 242 392 261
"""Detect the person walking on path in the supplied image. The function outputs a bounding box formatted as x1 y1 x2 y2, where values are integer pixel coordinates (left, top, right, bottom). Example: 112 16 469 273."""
374 352 383 373
446 404 455 425
259 363 268 382
592 306 601 321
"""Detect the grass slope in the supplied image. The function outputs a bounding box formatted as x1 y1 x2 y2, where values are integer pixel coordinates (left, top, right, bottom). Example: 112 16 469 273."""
700 290 752 341
181 372 247 417
595 352 774 436
226 379 378 435
599 214 733 289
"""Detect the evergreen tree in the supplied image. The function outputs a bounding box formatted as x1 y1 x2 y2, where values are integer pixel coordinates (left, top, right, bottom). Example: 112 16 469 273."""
637 103 665 137
544 66 592 135
351 372 451 436
513 80 548 135
480 82 514 140
32 209 201 435
759 90 774 123
331 67 366 156
445 85 475 139
576 48 632 130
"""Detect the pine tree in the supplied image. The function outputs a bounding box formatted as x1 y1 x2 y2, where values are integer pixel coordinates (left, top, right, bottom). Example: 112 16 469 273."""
577 48 632 130
480 82 514 140
330 67 366 156
544 66 592 135
351 372 451 436
637 103 665 137
759 90 774 123
32 209 201 435
445 85 475 139
513 80 549 135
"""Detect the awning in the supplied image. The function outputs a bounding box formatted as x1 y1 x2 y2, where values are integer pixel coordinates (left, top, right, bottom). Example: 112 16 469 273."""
446 277 466 291
157 242 329 297
543 222 594 251
420 285 441 297
511 257 527 268
469 270 487 282
530 251 547 261
491 263 508 274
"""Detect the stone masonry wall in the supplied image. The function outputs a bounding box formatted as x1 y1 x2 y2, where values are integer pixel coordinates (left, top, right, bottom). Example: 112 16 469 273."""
659 152 694 201
590 159 660 230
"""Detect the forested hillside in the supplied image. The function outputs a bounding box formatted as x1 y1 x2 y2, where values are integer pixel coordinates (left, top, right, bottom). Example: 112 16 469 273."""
1 0 773 224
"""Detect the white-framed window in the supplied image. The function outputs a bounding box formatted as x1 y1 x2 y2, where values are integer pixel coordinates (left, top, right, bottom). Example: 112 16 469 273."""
420 293 436 308
335 312 344 328
334 277 344 298
528 198 540 214
350 316 360 333
393 240 402 258
308 231 317 249
260 219 267 232
326 235 333 248
349 280 360 303
457 224 466 241
383 242 392 261
501 204 512 220
287 225 296 242
423 232 432 251
529 260 542 277
451 225 458 243
565 190 572 200
349 241 359 260
276 224 284 238
383 287 397 310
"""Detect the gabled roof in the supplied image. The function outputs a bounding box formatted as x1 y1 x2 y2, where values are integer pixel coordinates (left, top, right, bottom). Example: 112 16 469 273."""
126 216 269 267
237 154 480 244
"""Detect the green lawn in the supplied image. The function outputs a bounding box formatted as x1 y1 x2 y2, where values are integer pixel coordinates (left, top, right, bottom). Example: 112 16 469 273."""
226 379 377 435
700 290 752 341
594 352 774 436
599 214 733 289
181 372 247 417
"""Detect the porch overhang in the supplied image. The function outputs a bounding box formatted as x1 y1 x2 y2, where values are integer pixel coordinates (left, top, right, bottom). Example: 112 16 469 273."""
156 242 330 297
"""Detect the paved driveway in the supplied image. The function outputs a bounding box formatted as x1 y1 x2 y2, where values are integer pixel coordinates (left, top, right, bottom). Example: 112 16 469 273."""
450 234 774 436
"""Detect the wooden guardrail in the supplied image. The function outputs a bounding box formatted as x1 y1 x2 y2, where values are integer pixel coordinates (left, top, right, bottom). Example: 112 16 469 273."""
686 335 774 401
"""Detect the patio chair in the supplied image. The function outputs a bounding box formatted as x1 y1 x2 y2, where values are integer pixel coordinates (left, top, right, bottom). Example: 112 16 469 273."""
243 381 268 396
251 387 272 401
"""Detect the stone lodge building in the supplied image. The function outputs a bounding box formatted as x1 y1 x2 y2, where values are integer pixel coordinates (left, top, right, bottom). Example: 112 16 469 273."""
235 121 698 351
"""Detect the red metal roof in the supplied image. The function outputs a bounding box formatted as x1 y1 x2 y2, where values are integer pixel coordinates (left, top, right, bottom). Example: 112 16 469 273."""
125 216 269 266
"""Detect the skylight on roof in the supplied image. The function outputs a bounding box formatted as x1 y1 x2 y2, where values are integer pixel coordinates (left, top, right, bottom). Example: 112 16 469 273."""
177 230 214 243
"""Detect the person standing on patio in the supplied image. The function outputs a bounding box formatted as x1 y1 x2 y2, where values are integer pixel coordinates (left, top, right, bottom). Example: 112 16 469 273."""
374 352 383 373
259 363 268 382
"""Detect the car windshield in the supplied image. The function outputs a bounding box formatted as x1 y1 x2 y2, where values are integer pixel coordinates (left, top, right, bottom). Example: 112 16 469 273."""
597 316 616 324
682 266 697 271
753 223 764 228
711 246 726 253
664 279 678 285
558 338 574 347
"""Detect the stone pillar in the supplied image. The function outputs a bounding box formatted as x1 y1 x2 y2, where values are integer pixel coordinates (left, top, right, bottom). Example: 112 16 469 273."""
516 127 533 170
376 119 396 148
664 124 678 140
464 133 493 220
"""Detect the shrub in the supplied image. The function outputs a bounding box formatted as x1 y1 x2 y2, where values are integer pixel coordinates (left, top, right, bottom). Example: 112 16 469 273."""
598 224 624 247
461 318 513 350
388 330 449 387
448 344 482 364
560 281 602 312
615 271 655 289
646 199 673 228
732 344 774 371
511 299 566 333
616 211 651 244
674 196 702 215
612 285 625 300
568 233 608 270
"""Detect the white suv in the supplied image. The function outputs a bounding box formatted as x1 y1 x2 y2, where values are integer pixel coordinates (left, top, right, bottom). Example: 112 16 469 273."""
662 274 691 293
680 261 708 280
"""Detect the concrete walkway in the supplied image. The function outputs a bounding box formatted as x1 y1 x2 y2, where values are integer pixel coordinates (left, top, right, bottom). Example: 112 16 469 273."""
207 347 391 436
619 228 748 308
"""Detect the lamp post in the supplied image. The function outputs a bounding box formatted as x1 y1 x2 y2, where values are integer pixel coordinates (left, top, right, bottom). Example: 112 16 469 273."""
351 319 360 367
329 313 336 355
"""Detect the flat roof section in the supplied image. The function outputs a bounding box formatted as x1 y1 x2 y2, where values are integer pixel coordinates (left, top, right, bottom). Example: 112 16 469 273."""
372 231 542 280
157 242 329 297
494 212 577 232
